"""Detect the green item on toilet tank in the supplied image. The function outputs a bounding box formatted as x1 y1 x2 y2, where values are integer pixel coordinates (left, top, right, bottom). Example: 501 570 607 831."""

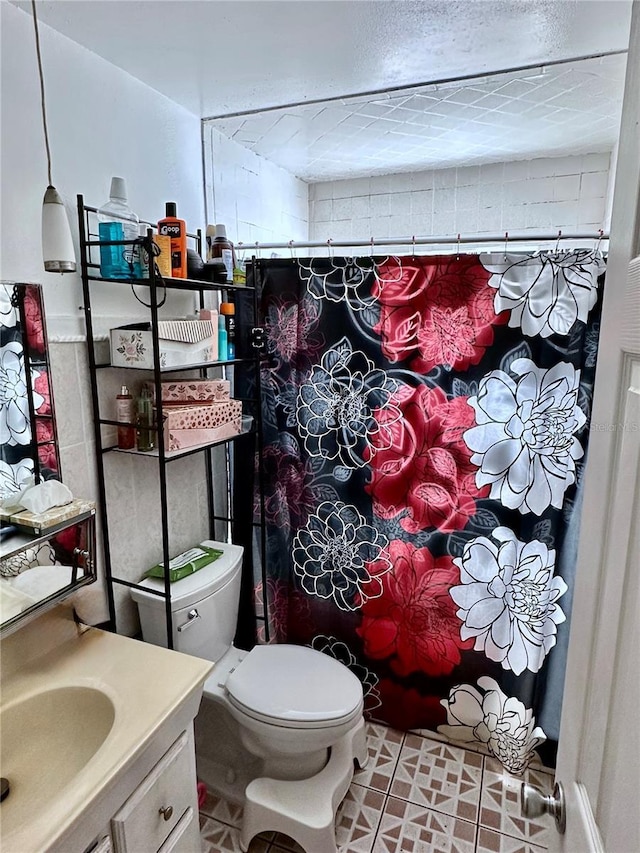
144 545 224 582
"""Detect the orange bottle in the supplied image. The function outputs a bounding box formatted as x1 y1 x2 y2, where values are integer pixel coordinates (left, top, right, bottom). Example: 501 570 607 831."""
157 202 187 278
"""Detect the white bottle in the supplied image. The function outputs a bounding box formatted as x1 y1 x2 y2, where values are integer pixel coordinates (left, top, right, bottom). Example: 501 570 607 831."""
97 177 140 279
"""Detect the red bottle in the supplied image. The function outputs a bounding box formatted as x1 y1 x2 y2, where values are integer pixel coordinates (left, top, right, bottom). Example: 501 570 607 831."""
116 385 135 450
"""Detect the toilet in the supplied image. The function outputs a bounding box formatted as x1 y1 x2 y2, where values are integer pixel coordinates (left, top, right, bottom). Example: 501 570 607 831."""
131 540 368 852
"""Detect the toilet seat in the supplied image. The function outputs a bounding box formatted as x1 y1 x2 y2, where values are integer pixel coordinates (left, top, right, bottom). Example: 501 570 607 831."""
225 644 364 728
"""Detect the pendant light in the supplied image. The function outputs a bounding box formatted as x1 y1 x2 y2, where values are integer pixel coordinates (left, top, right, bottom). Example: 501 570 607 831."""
31 0 76 273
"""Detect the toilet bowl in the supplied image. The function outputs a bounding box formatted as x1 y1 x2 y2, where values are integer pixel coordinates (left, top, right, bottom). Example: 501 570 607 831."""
130 541 366 803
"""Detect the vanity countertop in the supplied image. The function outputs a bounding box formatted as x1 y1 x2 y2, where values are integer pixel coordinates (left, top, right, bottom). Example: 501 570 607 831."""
0 605 213 853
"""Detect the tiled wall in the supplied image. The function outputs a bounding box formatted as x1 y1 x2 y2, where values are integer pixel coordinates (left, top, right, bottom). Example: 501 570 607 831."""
309 152 613 247
204 126 309 247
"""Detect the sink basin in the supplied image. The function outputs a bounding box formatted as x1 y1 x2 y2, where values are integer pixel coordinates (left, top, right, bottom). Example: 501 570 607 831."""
0 686 115 835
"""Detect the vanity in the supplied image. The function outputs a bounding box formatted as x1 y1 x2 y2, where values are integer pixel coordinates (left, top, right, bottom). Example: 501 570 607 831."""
0 605 212 853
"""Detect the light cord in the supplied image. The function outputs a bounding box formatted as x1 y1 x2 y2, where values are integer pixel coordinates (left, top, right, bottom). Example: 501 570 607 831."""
31 0 52 186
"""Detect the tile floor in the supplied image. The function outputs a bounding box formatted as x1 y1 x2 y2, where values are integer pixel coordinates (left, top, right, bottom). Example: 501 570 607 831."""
199 723 555 853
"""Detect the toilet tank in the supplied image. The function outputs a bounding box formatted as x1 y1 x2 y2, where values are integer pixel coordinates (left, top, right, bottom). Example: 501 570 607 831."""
130 541 244 662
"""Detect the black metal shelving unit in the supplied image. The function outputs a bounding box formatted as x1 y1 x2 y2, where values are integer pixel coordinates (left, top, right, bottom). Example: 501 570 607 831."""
77 194 267 648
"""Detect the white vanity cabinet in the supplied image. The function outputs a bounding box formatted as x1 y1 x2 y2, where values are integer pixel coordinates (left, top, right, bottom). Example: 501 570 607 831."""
75 725 202 853
110 728 201 853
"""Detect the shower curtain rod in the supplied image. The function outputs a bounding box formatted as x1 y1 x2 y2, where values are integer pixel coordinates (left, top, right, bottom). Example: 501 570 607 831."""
237 231 608 252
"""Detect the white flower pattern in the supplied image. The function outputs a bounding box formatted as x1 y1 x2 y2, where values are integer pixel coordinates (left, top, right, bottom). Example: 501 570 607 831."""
480 251 605 338
0 341 41 446
438 676 547 774
292 501 391 611
464 358 586 515
450 527 567 675
296 339 401 469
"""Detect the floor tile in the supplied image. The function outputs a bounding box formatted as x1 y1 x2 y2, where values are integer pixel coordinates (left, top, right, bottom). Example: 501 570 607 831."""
271 784 385 852
200 789 244 827
200 815 270 852
389 734 483 823
373 796 477 852
476 827 547 853
479 759 554 848
336 783 387 851
270 834 305 852
352 722 405 793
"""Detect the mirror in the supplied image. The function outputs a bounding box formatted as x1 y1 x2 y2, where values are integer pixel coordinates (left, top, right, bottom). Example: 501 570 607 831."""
0 282 95 635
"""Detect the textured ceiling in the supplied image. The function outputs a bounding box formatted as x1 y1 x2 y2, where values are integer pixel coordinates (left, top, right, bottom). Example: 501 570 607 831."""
207 54 626 181
9 1 633 118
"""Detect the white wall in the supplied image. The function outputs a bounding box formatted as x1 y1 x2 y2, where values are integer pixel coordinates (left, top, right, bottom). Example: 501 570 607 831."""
204 125 308 248
1 1 210 634
1 0 205 334
309 152 613 249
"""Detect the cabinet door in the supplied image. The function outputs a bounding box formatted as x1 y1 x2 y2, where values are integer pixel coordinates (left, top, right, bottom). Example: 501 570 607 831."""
111 730 198 853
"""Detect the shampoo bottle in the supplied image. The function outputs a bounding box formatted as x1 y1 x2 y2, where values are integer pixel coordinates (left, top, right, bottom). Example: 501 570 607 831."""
220 302 236 359
116 385 135 450
217 313 228 361
136 388 155 452
157 202 187 278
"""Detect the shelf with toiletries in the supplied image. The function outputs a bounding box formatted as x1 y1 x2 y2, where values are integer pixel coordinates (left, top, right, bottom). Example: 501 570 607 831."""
0 504 97 638
77 191 265 649
83 271 254 293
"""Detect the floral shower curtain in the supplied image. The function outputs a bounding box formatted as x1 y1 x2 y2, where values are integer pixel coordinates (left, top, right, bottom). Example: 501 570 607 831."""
253 250 604 773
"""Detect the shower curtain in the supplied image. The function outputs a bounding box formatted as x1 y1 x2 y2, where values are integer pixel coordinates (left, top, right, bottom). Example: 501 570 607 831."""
251 250 604 773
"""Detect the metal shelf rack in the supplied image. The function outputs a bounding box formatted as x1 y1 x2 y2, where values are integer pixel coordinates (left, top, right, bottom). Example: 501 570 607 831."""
77 194 266 648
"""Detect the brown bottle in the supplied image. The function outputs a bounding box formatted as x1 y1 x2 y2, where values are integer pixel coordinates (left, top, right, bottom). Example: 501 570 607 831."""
207 224 235 283
116 385 135 450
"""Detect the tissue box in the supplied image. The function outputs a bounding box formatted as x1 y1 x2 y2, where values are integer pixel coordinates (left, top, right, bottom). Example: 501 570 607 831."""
0 498 96 534
143 379 230 405
160 400 242 450
110 320 217 370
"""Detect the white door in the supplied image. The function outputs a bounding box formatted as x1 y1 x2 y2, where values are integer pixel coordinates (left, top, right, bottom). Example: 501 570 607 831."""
548 4 640 851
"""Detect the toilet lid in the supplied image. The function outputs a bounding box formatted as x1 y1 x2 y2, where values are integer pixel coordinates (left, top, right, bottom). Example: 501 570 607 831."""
225 644 363 725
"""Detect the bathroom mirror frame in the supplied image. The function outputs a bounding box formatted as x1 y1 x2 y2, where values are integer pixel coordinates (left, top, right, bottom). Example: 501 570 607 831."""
1 282 97 637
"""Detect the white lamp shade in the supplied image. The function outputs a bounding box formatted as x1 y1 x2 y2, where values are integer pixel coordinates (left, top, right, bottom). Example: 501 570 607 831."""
42 185 76 273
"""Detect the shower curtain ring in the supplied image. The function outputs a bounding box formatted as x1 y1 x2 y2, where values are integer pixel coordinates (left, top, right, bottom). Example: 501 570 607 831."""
555 230 562 253
504 231 509 261
254 241 261 260
288 239 296 264
596 228 604 253
327 238 334 262
456 233 461 260
411 235 416 257
370 236 375 258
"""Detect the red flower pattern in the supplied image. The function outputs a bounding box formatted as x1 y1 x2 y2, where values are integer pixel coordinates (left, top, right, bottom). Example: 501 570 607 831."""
373 679 446 731
373 256 507 372
33 370 51 415
36 420 59 472
23 285 46 357
357 540 473 677
365 384 487 533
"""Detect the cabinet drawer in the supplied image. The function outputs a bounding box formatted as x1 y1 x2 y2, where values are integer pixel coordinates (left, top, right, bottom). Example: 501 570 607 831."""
158 807 200 853
111 730 196 852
